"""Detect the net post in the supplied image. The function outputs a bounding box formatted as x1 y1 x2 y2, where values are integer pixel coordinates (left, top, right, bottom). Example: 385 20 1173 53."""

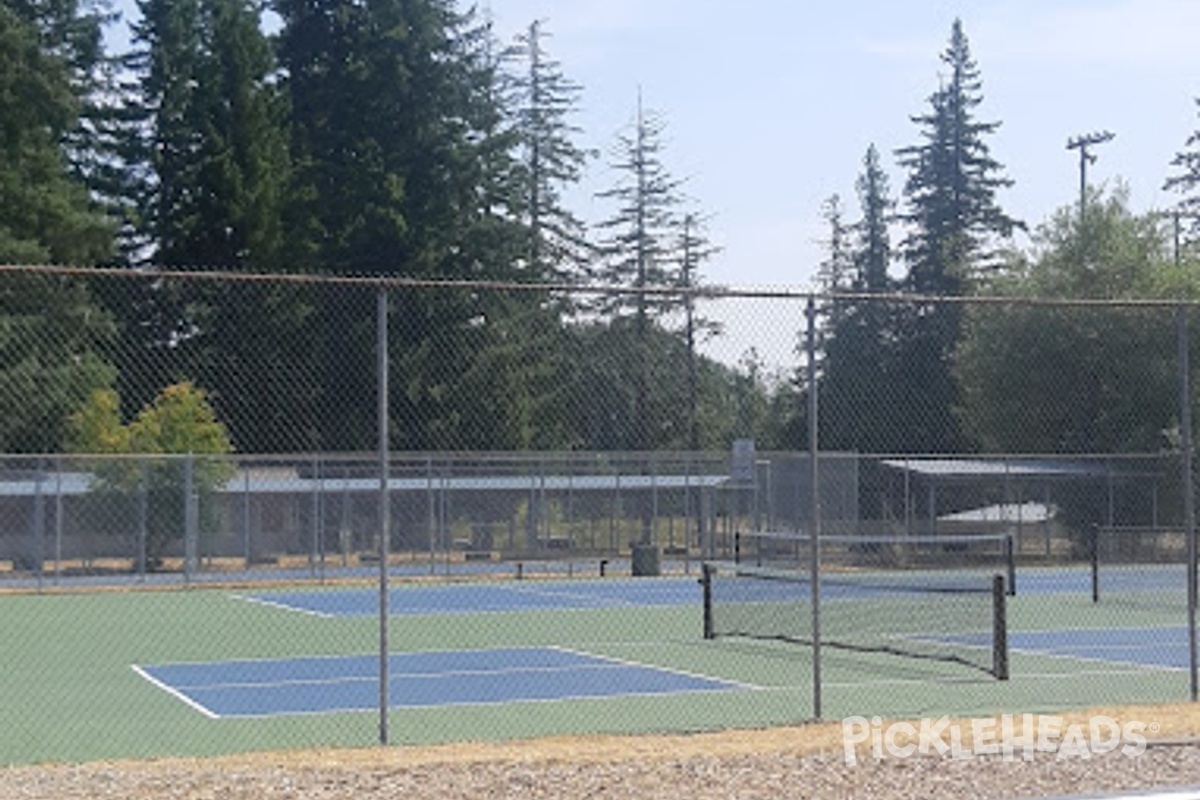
701 562 714 640
733 531 741 565
1091 523 1100 604
993 573 1009 681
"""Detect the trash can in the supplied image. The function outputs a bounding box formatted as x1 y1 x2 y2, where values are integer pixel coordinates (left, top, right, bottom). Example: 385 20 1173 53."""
631 543 661 577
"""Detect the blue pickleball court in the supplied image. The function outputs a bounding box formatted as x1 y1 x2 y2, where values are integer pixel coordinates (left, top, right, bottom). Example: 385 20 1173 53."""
134 646 752 718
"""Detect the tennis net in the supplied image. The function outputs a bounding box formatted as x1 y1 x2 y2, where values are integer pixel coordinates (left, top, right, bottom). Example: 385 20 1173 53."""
1091 525 1193 604
734 530 1017 596
701 558 1010 679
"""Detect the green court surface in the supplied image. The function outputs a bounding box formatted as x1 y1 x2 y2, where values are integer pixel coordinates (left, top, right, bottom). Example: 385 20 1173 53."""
0 572 1193 766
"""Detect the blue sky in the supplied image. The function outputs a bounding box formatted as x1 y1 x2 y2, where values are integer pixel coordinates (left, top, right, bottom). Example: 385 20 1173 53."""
477 0 1200 281
104 0 1200 368
482 0 1200 366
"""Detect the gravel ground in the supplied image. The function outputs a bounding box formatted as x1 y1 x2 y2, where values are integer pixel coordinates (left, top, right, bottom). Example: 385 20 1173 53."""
5 717 1200 800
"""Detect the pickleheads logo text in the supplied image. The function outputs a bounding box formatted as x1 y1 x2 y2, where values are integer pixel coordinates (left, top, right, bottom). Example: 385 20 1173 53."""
842 714 1151 765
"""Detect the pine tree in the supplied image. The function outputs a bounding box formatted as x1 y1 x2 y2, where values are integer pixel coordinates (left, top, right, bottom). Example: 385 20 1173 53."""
854 144 893 294
7 0 117 200
0 3 113 264
275 0 530 449
594 95 689 449
891 19 1018 452
678 212 720 450
896 18 1018 295
815 193 853 339
595 96 690 313
508 19 592 283
816 194 853 295
119 0 307 450
818 145 900 452
0 4 117 452
1165 97 1200 247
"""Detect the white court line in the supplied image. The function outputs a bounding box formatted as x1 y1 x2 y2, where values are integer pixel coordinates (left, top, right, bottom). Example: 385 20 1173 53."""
1008 643 1186 674
550 644 764 691
202 683 750 720
162 661 666 692
130 664 221 719
228 593 336 618
504 584 632 606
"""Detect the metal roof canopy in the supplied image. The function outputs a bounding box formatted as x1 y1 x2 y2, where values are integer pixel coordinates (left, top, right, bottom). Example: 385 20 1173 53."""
880 458 1155 482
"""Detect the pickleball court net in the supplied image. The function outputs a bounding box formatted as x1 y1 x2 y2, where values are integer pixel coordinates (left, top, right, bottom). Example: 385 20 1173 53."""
734 530 1017 596
701 559 1010 679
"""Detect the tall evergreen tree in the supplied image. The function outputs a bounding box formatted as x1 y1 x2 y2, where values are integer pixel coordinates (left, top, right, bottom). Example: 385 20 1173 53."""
594 95 688 449
275 0 529 450
854 144 893 294
815 193 853 338
816 194 853 295
678 212 720 451
891 19 1018 452
120 0 309 450
819 145 900 452
508 19 592 283
0 4 117 452
896 19 1018 295
1165 97 1200 248
0 2 113 263
7 0 117 197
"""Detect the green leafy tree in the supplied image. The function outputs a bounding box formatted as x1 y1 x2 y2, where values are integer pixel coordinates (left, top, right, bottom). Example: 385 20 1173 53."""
0 275 118 452
957 188 1178 454
69 382 234 570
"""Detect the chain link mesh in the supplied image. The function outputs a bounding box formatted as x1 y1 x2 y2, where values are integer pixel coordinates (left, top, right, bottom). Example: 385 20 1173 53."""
2 265 1197 762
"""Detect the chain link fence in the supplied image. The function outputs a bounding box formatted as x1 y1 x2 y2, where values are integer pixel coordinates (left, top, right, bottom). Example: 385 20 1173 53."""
2 264 1198 763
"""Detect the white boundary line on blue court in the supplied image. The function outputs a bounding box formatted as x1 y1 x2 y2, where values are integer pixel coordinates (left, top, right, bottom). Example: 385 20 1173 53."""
819 666 1174 690
227 576 699 618
159 661 691 692
504 584 634 606
182 682 756 720
549 644 765 692
227 593 337 618
129 664 221 719
1003 628 1190 674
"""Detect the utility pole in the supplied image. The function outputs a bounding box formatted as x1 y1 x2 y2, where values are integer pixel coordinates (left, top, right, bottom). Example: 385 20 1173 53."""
1066 131 1115 230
